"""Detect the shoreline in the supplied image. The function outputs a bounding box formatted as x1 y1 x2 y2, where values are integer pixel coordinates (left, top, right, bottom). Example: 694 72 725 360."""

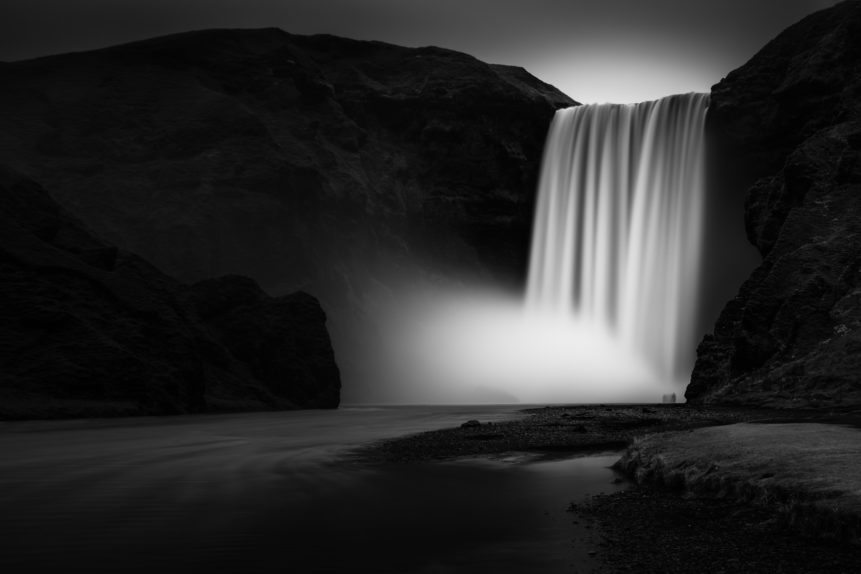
354 403 803 464
4 403 859 571
359 404 861 572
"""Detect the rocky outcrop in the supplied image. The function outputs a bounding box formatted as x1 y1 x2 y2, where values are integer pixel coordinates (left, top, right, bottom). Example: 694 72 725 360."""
0 165 339 419
0 29 575 401
687 0 861 407
190 276 340 408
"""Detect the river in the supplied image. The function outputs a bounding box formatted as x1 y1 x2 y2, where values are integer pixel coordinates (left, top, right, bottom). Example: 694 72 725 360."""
0 405 627 573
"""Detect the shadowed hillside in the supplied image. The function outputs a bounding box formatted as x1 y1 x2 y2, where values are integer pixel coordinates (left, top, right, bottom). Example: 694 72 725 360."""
0 165 339 418
0 28 576 402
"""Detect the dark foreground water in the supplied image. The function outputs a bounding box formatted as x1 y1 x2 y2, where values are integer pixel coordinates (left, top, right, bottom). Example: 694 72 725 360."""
0 406 627 573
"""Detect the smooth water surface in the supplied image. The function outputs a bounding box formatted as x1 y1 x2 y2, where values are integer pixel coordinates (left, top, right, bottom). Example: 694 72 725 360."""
0 406 626 573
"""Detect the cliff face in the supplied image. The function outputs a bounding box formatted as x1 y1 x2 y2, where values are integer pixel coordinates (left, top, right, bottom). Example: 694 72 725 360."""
687 0 861 407
0 29 575 401
0 165 339 419
190 276 341 409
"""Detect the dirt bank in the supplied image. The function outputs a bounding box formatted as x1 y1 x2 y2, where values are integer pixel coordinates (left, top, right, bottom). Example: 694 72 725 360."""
615 422 861 544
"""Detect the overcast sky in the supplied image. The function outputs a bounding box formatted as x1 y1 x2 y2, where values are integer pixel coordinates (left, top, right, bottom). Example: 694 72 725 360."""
0 0 839 103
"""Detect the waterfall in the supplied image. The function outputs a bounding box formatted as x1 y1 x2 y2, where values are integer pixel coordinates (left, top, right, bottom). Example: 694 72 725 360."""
526 93 708 381
383 93 708 404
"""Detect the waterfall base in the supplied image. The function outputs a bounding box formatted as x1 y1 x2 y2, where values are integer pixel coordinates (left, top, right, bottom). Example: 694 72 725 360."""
375 94 709 404
388 290 680 404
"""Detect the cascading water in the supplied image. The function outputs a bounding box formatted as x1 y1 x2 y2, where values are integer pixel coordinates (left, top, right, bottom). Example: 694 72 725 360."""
526 93 709 381
381 93 708 403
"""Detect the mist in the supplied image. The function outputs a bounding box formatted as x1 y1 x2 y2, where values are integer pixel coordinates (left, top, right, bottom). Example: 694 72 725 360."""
374 287 669 405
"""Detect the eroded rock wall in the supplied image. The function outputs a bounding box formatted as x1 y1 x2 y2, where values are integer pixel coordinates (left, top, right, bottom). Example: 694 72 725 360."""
688 0 861 407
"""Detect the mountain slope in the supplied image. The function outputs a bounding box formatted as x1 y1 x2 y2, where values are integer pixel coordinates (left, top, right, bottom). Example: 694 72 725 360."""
0 28 576 402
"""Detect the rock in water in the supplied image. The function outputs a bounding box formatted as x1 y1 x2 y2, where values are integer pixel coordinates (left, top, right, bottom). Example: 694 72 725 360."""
687 1 861 408
0 165 340 418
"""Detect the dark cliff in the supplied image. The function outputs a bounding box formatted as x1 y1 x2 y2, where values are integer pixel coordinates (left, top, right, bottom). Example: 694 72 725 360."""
687 0 861 408
190 276 341 409
0 29 575 401
0 165 339 418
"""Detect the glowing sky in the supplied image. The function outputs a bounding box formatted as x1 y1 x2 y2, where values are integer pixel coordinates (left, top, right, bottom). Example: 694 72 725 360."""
0 0 838 103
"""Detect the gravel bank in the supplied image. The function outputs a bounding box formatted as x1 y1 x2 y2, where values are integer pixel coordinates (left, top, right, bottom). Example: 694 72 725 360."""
573 484 861 573
356 404 779 463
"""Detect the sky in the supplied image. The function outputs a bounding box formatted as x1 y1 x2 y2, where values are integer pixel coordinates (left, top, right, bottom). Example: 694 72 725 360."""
0 0 840 103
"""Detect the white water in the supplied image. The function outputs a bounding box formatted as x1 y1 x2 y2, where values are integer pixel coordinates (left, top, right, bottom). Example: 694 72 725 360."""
527 93 708 382
372 94 708 403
